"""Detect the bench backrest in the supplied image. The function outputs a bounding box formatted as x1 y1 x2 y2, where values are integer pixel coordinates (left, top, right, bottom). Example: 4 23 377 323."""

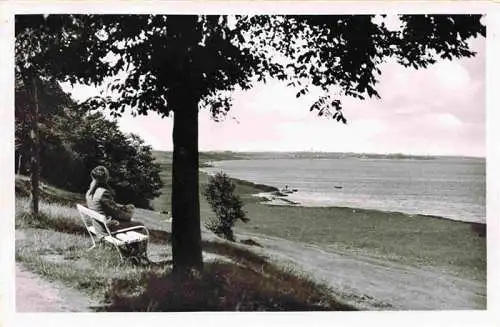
76 204 112 238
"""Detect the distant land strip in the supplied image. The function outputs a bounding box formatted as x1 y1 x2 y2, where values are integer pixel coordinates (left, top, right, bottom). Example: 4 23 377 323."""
154 150 485 162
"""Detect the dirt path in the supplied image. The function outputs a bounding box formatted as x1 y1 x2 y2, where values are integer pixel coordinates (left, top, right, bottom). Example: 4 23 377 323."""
238 231 486 310
15 229 97 312
16 264 97 312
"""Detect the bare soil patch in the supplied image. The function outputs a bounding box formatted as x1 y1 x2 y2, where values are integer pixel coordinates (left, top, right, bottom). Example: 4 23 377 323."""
16 264 97 312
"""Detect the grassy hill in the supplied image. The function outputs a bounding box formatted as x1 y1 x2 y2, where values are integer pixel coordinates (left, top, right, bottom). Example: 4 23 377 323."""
15 176 354 311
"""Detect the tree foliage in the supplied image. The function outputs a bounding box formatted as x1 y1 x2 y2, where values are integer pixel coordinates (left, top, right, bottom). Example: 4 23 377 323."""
15 14 100 214
14 14 486 132
15 79 164 207
204 172 248 241
56 15 484 122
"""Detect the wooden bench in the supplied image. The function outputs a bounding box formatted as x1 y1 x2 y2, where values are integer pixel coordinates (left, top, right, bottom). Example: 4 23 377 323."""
76 204 149 260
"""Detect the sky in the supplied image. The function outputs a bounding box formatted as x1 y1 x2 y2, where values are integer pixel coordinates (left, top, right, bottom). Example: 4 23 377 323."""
61 35 485 158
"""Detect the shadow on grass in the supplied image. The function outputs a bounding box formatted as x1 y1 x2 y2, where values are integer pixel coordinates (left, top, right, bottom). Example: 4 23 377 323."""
240 238 263 247
100 234 355 311
17 210 88 236
102 262 355 312
17 209 268 270
16 177 85 207
18 209 171 245
470 222 486 238
19 209 281 275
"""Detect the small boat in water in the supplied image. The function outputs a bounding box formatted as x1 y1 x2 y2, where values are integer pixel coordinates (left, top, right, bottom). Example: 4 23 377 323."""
334 185 343 189
281 185 298 194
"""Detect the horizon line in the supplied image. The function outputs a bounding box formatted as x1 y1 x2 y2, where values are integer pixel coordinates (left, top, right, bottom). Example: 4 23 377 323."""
151 149 485 159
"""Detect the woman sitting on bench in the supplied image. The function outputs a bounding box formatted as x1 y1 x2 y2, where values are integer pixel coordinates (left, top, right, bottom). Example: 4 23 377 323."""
85 165 148 264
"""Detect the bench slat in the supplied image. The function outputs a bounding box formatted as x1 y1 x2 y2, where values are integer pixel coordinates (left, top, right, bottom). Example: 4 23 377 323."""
88 226 97 235
115 231 148 243
104 235 125 246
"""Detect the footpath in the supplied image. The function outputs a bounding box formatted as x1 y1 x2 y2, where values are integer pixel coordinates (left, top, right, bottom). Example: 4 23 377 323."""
16 264 96 312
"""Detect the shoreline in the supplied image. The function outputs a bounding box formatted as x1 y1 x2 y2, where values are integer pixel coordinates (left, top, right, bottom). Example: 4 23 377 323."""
252 190 486 228
201 161 485 226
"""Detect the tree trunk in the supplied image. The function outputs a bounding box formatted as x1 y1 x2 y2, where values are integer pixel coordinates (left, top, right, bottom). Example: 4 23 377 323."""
15 152 21 175
18 154 23 176
29 76 40 215
171 92 203 273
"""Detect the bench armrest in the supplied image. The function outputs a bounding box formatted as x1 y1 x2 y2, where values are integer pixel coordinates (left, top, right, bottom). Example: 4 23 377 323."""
111 225 149 236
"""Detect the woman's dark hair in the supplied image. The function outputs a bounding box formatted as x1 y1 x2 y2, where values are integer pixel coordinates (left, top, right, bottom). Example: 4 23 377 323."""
87 166 111 196
91 166 109 182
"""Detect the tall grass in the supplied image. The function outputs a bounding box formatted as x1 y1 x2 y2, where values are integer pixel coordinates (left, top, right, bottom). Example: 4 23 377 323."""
104 261 354 312
16 197 86 234
16 228 166 300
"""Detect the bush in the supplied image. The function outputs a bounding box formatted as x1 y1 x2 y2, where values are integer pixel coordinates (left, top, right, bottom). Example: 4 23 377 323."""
203 172 248 241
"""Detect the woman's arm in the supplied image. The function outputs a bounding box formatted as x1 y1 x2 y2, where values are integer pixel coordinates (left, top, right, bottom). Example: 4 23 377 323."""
100 190 133 222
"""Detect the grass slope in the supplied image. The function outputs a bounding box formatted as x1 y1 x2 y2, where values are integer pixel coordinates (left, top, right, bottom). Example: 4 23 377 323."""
15 178 353 311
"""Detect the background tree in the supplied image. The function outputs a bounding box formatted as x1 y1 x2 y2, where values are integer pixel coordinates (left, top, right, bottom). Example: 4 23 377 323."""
15 14 485 273
15 73 42 214
46 108 164 206
204 172 249 241
15 76 72 175
15 78 164 207
15 14 111 215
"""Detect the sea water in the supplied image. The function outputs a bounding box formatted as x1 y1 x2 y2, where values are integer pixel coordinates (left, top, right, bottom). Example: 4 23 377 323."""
202 157 486 223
